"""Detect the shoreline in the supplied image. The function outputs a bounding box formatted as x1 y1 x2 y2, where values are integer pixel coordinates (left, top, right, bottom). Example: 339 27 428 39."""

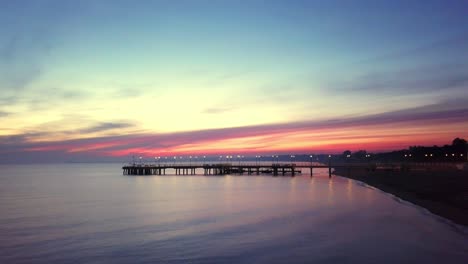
333 167 468 227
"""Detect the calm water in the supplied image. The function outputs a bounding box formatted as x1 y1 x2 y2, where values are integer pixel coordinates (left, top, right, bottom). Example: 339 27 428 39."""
0 164 467 264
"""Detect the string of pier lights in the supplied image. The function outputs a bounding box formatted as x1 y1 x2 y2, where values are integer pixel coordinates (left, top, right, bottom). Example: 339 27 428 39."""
143 153 381 164
145 154 295 166
255 155 261 165
235 155 245 165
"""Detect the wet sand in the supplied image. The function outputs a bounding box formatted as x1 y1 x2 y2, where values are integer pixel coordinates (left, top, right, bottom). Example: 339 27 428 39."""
334 166 468 226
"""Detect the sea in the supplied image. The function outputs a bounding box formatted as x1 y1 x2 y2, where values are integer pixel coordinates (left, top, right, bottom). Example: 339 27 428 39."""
0 163 467 264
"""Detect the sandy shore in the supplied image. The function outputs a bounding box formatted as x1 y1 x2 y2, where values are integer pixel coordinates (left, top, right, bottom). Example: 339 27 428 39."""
333 166 468 226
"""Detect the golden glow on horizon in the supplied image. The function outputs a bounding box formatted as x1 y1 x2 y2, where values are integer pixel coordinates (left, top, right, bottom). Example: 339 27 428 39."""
15 113 468 159
93 121 468 157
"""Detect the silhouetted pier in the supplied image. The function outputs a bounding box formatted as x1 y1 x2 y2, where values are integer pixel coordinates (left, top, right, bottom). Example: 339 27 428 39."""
121 162 374 177
122 161 462 177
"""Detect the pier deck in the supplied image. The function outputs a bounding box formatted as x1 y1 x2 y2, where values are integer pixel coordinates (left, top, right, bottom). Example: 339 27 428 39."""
122 162 462 177
122 162 381 177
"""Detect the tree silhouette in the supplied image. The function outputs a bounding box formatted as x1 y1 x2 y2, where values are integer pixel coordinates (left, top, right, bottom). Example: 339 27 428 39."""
452 137 467 147
452 138 467 156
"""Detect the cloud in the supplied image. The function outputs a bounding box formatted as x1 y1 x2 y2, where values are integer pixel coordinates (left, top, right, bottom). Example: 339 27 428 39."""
353 33 468 66
327 33 468 95
0 95 21 107
114 87 144 98
202 107 235 114
343 62 468 93
0 87 90 112
0 132 49 146
26 88 90 111
78 122 135 134
0 110 10 118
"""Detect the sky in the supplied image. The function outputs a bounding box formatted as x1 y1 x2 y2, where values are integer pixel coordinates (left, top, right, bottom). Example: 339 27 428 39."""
1 0 467 162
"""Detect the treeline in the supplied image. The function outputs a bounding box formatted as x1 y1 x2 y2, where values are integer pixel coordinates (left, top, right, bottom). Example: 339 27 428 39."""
334 138 467 163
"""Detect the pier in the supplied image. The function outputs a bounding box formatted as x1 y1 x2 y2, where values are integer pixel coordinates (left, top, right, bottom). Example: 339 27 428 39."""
122 161 464 177
122 162 384 177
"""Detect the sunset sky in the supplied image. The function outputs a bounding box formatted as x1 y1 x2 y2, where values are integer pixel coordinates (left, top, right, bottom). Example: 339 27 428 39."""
1 0 467 162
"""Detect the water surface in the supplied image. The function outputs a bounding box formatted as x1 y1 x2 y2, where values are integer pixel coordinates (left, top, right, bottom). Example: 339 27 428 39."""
0 164 467 263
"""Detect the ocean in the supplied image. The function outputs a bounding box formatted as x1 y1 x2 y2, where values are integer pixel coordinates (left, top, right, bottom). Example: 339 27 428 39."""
1 163 467 263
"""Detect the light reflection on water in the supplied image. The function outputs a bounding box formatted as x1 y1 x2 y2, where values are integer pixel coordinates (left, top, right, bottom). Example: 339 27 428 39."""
0 163 467 264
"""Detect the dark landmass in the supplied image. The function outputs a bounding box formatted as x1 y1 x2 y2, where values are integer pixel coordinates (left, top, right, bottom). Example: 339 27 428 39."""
334 165 468 226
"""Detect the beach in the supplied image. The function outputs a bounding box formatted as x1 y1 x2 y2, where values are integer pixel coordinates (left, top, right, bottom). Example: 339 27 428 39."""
334 165 468 226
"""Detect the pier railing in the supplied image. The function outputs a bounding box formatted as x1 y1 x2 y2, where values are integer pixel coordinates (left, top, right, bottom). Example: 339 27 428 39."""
122 161 465 177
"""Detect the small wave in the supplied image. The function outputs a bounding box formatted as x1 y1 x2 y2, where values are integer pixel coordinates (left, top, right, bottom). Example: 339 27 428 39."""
354 181 378 191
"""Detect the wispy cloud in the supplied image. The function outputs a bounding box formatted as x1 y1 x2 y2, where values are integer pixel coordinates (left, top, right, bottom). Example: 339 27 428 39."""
28 88 90 111
202 107 235 114
0 110 10 118
78 122 135 134
341 62 468 93
325 33 468 95
356 33 468 66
